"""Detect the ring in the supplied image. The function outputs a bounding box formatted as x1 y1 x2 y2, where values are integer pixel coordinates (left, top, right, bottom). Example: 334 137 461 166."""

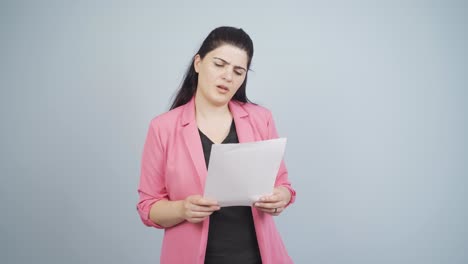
274 208 277 213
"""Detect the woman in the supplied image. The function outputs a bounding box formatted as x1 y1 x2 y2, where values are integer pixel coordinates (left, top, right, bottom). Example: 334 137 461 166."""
137 26 296 264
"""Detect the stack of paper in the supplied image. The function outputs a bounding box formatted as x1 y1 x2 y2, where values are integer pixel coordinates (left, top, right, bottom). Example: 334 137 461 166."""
204 138 287 207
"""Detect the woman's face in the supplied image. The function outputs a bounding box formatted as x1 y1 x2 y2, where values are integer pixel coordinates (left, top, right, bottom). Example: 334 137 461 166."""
194 44 248 106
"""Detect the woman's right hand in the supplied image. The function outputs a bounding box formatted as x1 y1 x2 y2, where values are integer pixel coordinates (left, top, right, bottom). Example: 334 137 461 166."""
180 195 220 223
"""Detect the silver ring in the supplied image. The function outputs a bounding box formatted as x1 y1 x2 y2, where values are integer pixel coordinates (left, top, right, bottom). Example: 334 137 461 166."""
274 208 278 213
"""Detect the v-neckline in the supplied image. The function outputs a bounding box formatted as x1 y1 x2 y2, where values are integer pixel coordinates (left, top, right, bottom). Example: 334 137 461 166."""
198 120 235 144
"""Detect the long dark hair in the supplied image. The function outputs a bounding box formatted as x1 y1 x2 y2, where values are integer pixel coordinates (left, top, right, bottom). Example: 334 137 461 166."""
170 26 254 110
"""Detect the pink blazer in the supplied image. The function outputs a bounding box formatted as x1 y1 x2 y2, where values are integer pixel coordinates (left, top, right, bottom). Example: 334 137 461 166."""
137 97 296 264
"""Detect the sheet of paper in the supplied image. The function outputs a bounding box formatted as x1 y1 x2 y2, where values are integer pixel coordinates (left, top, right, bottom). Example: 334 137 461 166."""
204 138 287 207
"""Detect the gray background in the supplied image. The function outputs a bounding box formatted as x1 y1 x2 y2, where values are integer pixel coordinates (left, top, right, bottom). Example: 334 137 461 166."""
1 1 467 263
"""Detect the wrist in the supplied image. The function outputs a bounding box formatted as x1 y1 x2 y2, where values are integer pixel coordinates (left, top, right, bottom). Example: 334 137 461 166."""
175 200 186 221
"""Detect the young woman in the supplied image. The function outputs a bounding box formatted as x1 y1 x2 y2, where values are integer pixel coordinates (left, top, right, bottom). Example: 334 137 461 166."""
137 26 296 264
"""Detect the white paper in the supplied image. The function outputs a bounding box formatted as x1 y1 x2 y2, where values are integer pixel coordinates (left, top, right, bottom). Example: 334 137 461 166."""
204 138 287 207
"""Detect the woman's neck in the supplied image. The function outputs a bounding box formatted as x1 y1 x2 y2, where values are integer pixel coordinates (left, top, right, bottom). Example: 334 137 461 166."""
194 95 231 121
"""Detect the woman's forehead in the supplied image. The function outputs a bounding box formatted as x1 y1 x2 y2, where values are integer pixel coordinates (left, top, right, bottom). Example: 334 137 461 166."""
207 45 248 68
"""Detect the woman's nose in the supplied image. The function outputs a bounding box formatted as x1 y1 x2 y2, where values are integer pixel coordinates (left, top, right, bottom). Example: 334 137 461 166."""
222 68 233 82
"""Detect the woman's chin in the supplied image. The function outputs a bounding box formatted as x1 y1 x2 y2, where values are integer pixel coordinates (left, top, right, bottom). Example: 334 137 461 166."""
210 94 233 106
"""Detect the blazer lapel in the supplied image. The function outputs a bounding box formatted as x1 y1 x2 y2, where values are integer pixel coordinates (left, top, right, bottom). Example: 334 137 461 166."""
181 98 207 190
229 100 255 143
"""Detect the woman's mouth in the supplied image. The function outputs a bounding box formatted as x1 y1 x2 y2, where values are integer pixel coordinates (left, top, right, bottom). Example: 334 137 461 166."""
217 85 229 93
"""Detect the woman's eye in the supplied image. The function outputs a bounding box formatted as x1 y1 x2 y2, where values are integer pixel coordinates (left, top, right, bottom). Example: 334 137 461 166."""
214 62 224 67
235 71 243 76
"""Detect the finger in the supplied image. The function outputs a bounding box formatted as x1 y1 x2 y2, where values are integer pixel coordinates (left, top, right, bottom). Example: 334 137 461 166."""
187 216 209 223
187 210 214 219
258 194 282 203
254 201 286 209
190 204 220 212
193 197 219 206
255 207 283 215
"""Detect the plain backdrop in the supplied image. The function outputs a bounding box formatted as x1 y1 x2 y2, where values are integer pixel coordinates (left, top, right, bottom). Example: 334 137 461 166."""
1 1 467 263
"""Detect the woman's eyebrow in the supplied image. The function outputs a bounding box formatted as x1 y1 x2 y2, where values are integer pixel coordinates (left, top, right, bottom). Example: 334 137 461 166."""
213 57 247 71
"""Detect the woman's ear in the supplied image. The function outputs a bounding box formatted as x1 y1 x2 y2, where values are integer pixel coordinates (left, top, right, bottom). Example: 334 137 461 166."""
193 54 201 73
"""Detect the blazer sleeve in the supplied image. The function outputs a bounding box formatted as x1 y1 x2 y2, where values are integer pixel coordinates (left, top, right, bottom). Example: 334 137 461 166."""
136 118 168 229
266 111 297 206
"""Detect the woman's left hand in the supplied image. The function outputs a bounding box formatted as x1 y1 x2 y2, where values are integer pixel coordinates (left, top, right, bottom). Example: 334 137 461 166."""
254 186 291 216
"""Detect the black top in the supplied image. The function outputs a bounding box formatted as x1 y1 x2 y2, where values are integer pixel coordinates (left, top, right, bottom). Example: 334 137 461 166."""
199 121 262 264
